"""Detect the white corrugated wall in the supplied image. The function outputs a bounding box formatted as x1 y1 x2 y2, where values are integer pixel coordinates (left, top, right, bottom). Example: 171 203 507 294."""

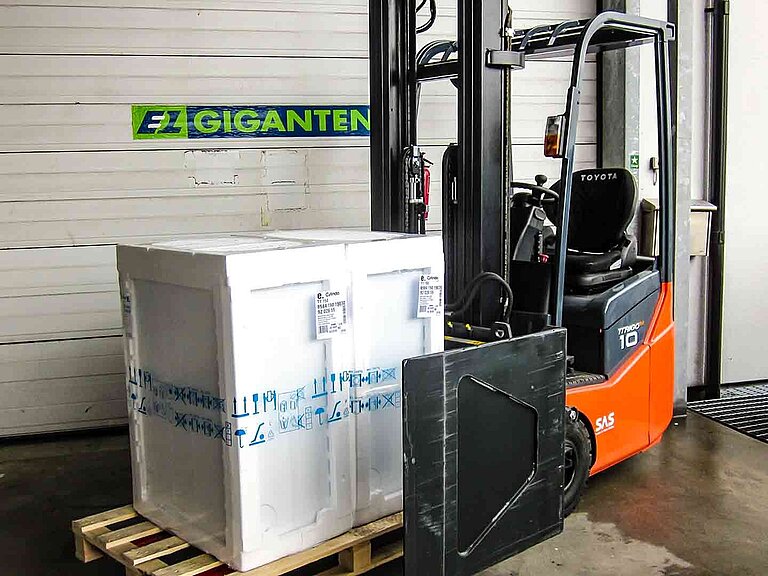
0 0 595 435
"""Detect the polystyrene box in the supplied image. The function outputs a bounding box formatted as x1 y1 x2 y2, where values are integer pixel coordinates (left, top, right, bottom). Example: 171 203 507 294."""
117 231 443 571
264 230 444 525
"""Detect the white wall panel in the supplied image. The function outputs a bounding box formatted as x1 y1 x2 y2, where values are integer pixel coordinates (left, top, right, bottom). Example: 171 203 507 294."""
0 148 369 246
0 247 119 343
0 56 369 106
0 3 369 57
0 400 127 435
0 0 457 59
0 337 125 435
721 0 768 384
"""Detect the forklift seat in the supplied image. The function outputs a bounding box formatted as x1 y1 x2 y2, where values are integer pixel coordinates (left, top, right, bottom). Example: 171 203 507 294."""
548 168 638 293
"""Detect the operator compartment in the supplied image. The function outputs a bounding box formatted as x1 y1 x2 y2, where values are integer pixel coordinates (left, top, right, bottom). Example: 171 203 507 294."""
502 165 663 378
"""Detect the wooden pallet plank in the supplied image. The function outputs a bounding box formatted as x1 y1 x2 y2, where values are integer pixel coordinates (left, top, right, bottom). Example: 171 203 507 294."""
338 542 372 572
239 513 403 576
318 542 403 576
135 559 169 574
73 505 137 533
151 554 223 576
74 532 104 563
74 506 403 576
99 521 162 550
75 526 110 562
124 536 190 566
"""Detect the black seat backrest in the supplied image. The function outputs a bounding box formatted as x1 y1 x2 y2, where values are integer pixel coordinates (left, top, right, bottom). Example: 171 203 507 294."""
547 168 638 253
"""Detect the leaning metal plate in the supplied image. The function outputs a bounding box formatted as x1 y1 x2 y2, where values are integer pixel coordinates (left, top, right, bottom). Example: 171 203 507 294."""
403 328 567 576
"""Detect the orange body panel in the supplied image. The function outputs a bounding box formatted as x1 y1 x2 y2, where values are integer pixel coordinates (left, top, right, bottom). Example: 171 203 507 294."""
565 282 674 475
647 283 675 444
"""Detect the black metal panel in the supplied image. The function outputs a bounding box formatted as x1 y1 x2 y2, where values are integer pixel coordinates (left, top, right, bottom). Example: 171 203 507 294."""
442 0 507 325
442 144 459 304
567 291 658 376
417 60 460 82
507 17 674 59
563 271 660 375
562 270 660 329
457 375 537 553
704 0 730 400
369 0 417 233
403 330 567 576
654 25 676 285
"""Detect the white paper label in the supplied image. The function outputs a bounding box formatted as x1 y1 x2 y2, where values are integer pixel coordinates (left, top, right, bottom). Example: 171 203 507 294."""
122 293 133 337
315 290 349 340
418 274 444 318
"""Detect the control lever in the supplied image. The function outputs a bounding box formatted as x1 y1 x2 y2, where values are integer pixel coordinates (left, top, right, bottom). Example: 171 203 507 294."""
530 175 548 206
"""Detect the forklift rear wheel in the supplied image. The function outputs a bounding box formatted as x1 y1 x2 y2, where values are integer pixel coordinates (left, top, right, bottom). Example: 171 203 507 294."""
563 415 591 516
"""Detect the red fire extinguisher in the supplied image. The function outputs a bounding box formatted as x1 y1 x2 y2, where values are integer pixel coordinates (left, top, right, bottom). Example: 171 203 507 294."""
423 163 431 220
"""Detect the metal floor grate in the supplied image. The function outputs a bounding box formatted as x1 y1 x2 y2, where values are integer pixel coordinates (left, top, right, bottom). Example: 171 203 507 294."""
689 384 768 444
721 383 768 398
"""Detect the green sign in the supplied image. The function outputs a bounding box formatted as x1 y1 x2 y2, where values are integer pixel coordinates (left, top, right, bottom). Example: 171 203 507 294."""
629 153 640 170
132 105 371 140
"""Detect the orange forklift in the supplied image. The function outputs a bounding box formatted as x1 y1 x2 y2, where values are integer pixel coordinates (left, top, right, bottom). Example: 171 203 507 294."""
368 2 676 573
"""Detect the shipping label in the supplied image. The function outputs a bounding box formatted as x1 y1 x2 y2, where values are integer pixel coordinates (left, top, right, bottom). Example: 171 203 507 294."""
418 274 444 318
315 290 349 340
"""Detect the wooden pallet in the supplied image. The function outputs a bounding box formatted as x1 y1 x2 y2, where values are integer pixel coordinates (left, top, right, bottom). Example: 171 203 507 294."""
72 506 403 576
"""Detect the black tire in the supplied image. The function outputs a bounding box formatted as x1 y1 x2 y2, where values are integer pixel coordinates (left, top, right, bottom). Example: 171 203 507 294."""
563 413 592 517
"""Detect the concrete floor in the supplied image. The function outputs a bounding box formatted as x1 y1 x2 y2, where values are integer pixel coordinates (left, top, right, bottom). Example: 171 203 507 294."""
0 412 766 576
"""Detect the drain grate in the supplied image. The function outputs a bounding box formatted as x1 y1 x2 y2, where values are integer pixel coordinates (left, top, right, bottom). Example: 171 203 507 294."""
721 383 768 398
689 384 768 444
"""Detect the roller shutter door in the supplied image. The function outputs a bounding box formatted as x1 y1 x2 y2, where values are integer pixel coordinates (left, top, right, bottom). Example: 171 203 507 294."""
0 0 594 434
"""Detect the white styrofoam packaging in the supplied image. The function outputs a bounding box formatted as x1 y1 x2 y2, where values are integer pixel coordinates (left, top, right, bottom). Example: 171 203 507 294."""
264 230 445 526
117 231 444 571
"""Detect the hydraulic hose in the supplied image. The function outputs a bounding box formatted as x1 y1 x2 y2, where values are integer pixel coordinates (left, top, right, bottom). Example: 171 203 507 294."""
445 272 514 324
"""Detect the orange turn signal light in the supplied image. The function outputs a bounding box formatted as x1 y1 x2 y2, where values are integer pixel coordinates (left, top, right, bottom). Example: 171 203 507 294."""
544 115 565 158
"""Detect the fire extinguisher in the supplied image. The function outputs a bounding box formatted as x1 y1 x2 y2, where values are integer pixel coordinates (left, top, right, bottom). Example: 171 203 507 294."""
423 161 432 220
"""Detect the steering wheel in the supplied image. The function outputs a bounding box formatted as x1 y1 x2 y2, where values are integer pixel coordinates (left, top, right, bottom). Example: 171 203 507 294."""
510 175 560 205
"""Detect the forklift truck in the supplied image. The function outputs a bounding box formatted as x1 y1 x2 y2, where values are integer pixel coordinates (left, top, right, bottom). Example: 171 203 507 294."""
368 2 676 574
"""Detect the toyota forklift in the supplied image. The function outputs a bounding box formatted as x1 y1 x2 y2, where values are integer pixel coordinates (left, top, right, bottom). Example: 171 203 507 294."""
368 2 676 574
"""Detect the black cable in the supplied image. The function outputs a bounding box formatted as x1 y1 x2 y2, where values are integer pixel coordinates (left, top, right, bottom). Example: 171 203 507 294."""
447 272 511 311
416 0 437 34
445 272 514 324
415 40 457 114
416 0 428 12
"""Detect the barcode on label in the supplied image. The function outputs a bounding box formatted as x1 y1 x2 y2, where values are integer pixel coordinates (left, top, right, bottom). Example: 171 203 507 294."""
419 306 429 314
315 290 350 340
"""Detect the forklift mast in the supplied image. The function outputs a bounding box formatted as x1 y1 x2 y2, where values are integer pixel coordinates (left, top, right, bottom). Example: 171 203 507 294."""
368 2 676 574
370 0 508 325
